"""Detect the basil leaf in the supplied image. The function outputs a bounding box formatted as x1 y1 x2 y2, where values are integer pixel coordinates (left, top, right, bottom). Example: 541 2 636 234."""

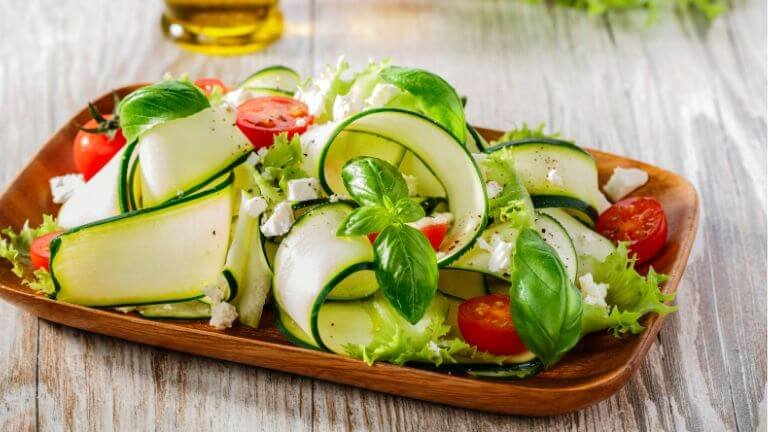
374 224 438 324
118 80 210 142
393 198 425 223
510 229 583 368
341 157 409 206
381 66 466 143
337 205 393 236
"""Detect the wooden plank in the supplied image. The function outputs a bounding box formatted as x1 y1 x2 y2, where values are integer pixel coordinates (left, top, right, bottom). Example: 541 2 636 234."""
310 0 765 430
0 0 762 429
0 4 57 430
13 1 312 431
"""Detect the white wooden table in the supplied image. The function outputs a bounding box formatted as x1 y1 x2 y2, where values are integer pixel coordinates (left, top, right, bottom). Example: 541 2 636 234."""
0 1 765 430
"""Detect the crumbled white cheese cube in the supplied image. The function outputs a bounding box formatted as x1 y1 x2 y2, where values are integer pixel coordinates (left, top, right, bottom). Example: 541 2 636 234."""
408 212 454 230
364 83 402 107
295 57 347 118
328 194 341 203
49 173 85 204
286 178 321 202
603 167 649 202
403 174 419 197
246 152 260 166
476 234 513 274
596 191 612 214
243 196 268 218
332 91 365 121
486 180 503 199
223 88 255 108
209 302 238 330
260 201 295 237
203 282 226 304
578 273 608 307
546 168 564 186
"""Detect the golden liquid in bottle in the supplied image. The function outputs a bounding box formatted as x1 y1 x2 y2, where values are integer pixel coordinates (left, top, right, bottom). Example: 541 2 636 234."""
161 0 283 55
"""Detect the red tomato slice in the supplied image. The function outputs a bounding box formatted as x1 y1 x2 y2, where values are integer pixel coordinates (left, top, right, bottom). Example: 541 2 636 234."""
194 77 228 96
30 231 62 271
420 223 449 250
236 97 313 149
73 115 127 181
367 222 448 251
596 196 668 264
458 294 528 355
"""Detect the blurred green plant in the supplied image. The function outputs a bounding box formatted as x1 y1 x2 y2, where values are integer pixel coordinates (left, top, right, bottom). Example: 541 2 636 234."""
529 0 727 22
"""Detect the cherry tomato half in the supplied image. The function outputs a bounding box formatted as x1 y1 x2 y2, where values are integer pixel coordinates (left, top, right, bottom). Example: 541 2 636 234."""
30 231 62 271
73 115 127 181
596 196 668 264
194 77 228 96
367 222 448 251
458 294 528 355
236 96 313 150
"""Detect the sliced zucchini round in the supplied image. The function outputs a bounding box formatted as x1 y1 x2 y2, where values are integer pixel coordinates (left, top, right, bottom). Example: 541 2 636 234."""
539 208 615 266
437 269 488 300
484 138 601 224
465 125 489 153
272 202 375 348
239 66 301 94
117 139 140 213
138 105 251 207
137 300 211 320
57 144 129 229
534 211 578 282
242 86 294 98
51 174 234 307
311 108 488 266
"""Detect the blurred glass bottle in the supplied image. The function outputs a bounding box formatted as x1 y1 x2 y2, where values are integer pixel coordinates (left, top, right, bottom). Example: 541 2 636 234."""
161 0 283 55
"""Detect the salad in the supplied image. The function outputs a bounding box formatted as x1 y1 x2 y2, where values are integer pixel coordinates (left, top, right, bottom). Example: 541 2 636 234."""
0 58 676 379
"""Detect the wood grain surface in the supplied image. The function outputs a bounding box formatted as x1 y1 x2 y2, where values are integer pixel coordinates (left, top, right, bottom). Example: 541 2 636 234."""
0 0 764 430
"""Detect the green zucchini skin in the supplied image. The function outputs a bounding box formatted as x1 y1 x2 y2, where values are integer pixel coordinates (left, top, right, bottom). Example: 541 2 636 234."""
531 195 598 225
315 108 489 267
238 65 301 93
50 174 234 306
117 139 140 213
137 300 212 320
421 358 544 380
483 137 591 158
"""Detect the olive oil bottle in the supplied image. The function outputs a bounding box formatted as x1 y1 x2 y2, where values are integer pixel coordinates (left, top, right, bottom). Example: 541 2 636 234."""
161 0 283 55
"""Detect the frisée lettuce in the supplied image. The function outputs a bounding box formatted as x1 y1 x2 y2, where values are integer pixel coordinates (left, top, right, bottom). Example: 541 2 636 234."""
580 243 675 336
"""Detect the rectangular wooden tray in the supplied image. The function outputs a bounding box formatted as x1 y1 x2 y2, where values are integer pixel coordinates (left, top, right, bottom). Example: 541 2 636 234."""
0 86 699 416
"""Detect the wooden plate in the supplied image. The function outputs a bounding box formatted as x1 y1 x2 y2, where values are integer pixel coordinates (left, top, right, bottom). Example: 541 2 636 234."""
0 86 699 416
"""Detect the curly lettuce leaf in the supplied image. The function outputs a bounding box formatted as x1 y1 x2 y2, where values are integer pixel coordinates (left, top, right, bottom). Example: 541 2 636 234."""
24 268 55 296
492 123 562 145
481 148 535 227
346 295 505 366
581 243 676 336
0 215 59 295
297 59 467 141
295 57 364 123
253 133 309 203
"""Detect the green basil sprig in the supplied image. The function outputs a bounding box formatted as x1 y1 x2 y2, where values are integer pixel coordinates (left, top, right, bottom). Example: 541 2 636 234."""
117 80 210 143
510 229 583 368
337 157 437 324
